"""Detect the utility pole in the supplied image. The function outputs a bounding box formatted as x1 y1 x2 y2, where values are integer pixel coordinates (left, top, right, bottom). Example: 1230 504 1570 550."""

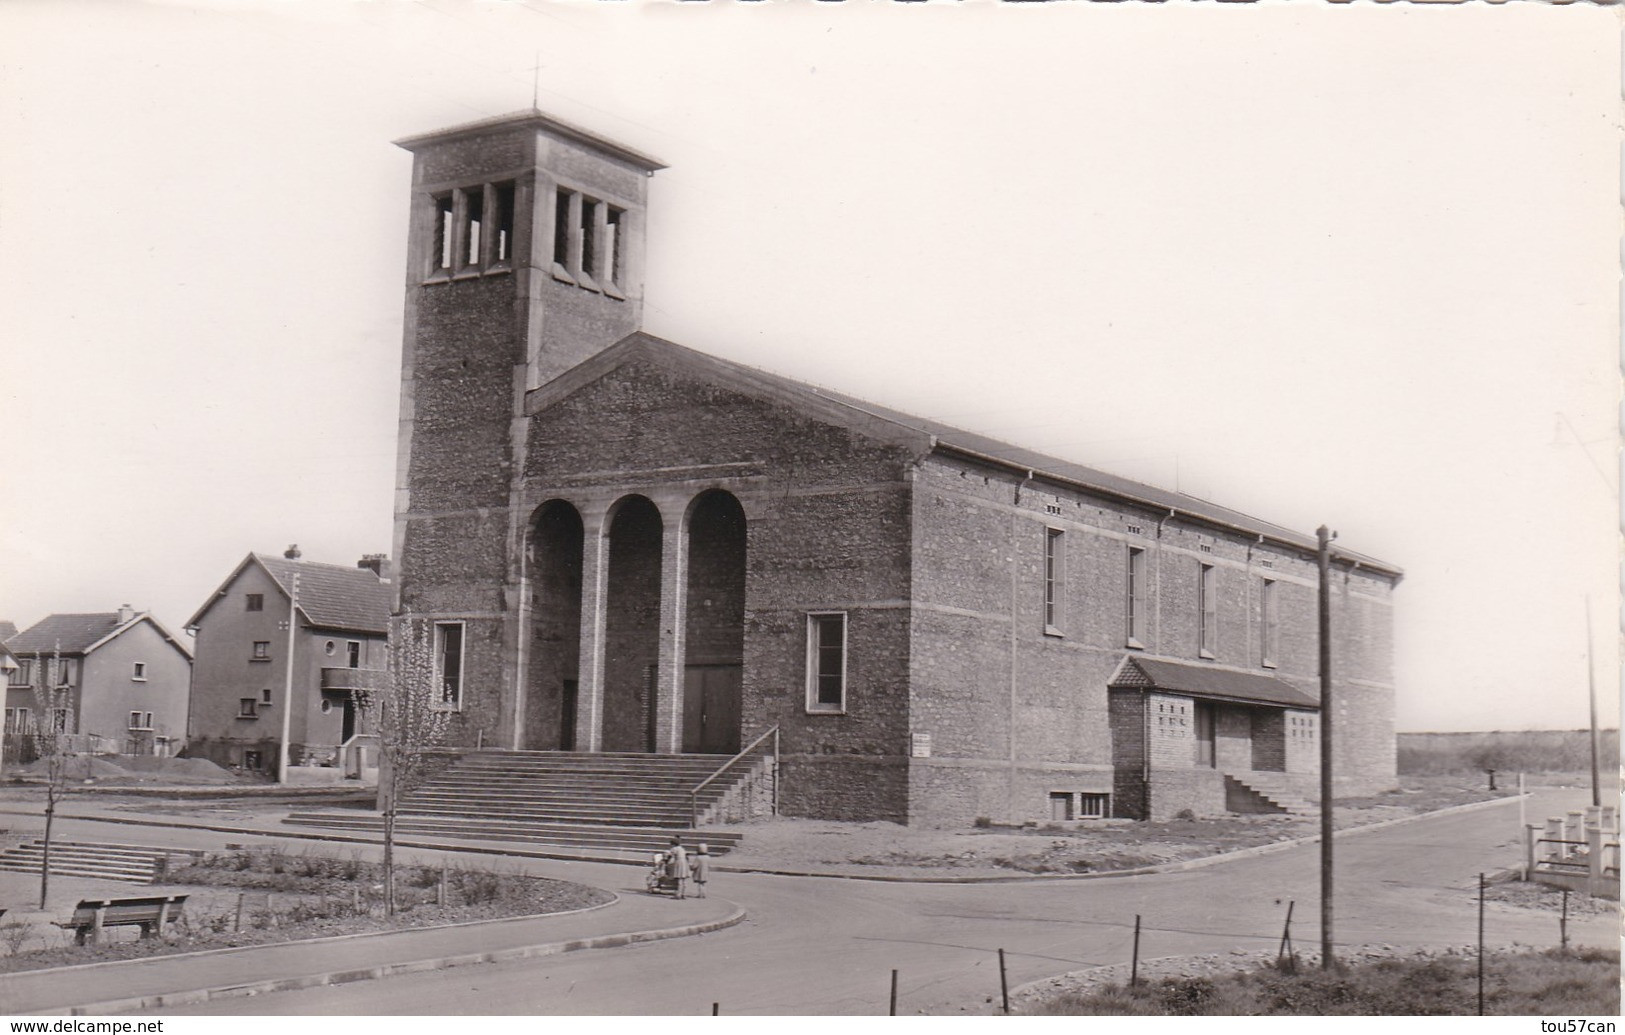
277 571 300 783
1585 596 1599 808
1318 524 1335 970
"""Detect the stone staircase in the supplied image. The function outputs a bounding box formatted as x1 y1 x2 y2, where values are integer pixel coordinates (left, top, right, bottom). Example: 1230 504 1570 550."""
283 751 769 856
1223 771 1317 816
0 840 197 884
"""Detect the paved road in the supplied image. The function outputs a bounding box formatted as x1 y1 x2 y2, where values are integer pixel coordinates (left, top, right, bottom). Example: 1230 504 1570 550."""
151 787 1614 1016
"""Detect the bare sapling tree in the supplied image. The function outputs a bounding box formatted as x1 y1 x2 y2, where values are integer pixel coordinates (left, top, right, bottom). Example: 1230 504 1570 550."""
357 617 452 916
31 645 75 909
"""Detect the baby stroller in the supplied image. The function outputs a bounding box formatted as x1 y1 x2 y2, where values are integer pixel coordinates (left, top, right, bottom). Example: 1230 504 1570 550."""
645 850 688 898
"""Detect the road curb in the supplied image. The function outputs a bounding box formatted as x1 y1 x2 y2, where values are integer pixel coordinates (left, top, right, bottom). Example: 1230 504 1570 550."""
34 905 747 1016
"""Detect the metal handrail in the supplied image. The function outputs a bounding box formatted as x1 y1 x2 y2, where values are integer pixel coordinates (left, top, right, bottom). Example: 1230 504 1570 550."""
689 724 780 828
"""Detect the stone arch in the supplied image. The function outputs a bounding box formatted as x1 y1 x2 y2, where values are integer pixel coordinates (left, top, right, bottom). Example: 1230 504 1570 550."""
681 489 746 754
525 499 583 750
603 494 664 752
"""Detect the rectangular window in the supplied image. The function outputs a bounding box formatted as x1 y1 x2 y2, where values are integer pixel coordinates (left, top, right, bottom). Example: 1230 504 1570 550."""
132 662 147 681
246 593 264 612
347 641 361 669
432 193 454 272
605 206 625 287
238 698 258 719
9 660 30 686
1078 793 1110 819
580 199 600 279
1044 528 1065 635
252 641 270 661
805 612 847 713
553 188 572 268
49 708 69 733
493 183 515 264
1126 547 1147 648
54 659 77 687
128 711 153 730
3 707 27 733
435 622 465 710
1261 578 1279 668
261 687 273 705
462 186 484 268
1199 563 1217 658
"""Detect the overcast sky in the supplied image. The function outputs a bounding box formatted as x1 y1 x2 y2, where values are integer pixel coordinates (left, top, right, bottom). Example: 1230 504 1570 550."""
0 0 1616 734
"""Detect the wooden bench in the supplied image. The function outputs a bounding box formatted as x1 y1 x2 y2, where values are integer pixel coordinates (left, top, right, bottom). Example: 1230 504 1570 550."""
57 894 188 945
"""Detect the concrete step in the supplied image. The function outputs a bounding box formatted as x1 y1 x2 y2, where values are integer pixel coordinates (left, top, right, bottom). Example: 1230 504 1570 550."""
0 840 182 884
283 812 741 854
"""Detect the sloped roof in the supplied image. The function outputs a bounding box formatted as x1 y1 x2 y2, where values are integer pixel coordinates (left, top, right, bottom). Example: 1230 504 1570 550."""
6 612 192 659
1110 655 1318 710
529 333 1401 577
188 554 391 635
256 555 392 634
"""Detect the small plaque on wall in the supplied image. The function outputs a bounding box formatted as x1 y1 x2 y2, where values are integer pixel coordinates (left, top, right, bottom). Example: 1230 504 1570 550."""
911 733 932 758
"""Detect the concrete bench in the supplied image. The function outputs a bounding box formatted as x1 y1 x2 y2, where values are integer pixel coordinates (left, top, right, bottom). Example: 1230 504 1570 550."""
56 894 188 945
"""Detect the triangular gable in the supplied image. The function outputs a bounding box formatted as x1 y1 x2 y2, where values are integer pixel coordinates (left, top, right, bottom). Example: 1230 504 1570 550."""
82 614 194 661
524 333 939 456
185 553 283 631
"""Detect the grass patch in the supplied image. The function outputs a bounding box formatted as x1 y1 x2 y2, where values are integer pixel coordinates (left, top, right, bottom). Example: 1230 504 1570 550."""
1026 948 1620 1016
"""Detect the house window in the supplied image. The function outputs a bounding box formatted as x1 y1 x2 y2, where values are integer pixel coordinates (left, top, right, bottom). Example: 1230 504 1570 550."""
132 662 147 681
347 641 361 669
128 711 153 730
246 593 264 612
49 708 69 733
1126 547 1147 648
3 707 28 733
1199 563 1217 658
434 621 465 710
324 640 336 656
1044 528 1065 636
8 660 30 686
252 641 270 661
261 688 273 705
238 698 258 719
1261 578 1279 669
1078 793 1110 819
805 612 847 714
54 659 77 687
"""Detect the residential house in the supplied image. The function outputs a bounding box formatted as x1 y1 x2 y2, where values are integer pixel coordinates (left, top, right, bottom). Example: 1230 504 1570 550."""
184 549 391 779
4 607 193 758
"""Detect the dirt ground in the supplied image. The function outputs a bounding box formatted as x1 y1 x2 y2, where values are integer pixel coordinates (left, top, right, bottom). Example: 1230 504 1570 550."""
721 775 1525 878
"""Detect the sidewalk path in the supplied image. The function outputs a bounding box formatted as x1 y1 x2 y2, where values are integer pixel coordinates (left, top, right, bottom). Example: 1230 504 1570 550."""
0 892 742 1015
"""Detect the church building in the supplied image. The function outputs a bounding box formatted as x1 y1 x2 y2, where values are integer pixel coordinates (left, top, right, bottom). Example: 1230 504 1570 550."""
389 110 1401 826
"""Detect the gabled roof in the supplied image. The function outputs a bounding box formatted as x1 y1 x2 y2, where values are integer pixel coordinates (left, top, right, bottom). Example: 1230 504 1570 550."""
1110 655 1318 710
187 554 391 635
6 612 192 660
528 333 1402 577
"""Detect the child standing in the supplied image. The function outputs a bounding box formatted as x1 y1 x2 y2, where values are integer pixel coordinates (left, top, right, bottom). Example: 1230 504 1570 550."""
690 843 710 898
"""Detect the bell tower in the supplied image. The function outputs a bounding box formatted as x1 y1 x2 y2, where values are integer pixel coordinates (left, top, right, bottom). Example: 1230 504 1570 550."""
390 110 664 744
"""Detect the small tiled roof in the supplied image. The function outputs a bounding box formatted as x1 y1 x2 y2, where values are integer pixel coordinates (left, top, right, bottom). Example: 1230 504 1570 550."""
1110 655 1319 710
7 613 129 655
253 555 392 635
5 612 191 659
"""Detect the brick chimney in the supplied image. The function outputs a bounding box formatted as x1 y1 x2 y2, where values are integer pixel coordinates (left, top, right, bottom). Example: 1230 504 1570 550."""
284 544 302 560
357 554 391 581
116 604 136 625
